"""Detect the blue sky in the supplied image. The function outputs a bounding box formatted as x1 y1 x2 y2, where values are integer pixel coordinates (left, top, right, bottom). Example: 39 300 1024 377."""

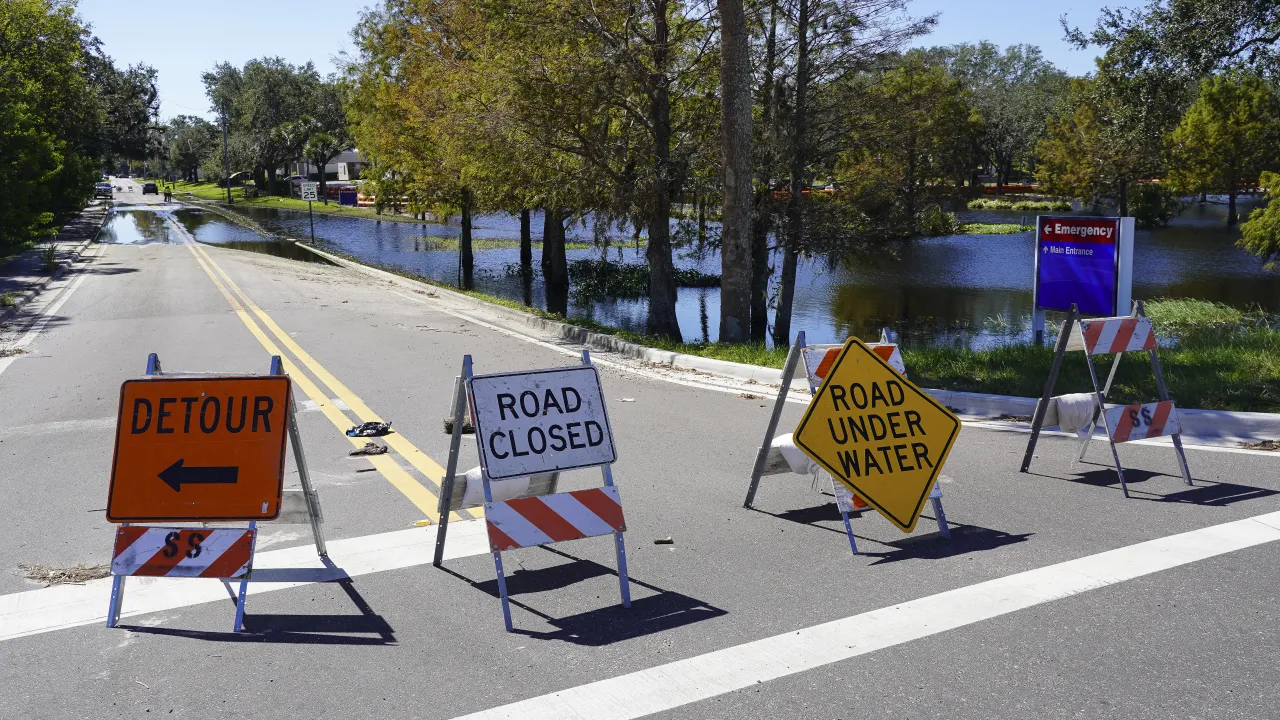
77 0 1121 121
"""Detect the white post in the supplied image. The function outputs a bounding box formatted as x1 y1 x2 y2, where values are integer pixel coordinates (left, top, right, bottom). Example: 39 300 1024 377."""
1116 216 1135 316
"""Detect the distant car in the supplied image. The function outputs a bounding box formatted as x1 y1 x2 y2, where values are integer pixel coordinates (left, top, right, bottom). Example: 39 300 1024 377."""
94 182 113 199
142 182 159 195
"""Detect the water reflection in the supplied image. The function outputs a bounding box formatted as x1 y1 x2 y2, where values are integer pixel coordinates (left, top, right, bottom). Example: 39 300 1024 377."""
197 202 1280 348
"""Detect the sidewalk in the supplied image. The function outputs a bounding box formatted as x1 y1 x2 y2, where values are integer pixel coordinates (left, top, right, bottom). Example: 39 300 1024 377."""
0 201 109 325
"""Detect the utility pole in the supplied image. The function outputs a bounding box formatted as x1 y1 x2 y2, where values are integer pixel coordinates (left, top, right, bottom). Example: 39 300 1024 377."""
221 104 232 205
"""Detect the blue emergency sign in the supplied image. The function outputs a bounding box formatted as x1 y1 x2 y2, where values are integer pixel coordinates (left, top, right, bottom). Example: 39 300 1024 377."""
1034 216 1121 316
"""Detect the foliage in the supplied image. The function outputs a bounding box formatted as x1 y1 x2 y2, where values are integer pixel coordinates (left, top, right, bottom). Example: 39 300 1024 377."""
1166 72 1280 225
1129 182 1182 228
164 116 217 182
916 206 960 236
960 223 1033 235
1240 170 1280 269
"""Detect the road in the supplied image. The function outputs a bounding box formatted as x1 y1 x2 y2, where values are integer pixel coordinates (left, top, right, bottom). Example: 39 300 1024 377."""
1 179 1278 719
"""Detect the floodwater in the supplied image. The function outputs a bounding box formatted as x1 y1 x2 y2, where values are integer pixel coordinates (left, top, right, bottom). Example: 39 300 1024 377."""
107 200 1280 348
96 206 326 264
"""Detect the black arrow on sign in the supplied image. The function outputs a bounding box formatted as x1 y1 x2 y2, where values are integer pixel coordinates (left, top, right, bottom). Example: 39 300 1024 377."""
158 459 239 492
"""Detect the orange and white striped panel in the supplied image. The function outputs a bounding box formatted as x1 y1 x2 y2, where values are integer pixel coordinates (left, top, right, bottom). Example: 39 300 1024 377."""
485 487 626 552
803 343 906 391
111 527 254 579
1105 401 1180 443
1069 317 1157 355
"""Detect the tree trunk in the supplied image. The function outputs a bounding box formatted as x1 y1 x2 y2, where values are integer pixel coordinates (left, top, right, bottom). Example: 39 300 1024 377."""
645 1 682 341
460 188 474 290
317 161 328 204
1118 178 1128 218
519 208 532 277
1228 189 1238 226
267 166 278 196
774 0 809 349
750 2 778 343
542 207 569 316
716 0 753 343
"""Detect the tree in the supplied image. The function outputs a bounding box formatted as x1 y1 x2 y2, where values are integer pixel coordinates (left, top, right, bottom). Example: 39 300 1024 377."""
298 80 352 199
166 116 216 182
717 0 753 342
1167 72 1280 226
1240 170 1280 268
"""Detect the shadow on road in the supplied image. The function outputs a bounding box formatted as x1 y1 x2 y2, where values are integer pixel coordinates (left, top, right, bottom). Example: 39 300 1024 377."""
438 546 726 646
118 577 396 645
1052 463 1276 506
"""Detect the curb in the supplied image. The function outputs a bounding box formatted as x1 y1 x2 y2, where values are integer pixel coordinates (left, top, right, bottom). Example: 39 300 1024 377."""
0 206 107 326
288 240 1280 446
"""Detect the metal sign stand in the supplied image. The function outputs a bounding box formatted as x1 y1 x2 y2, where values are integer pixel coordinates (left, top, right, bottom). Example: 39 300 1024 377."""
106 353 326 632
433 350 631 632
1021 302 1193 497
744 331 950 555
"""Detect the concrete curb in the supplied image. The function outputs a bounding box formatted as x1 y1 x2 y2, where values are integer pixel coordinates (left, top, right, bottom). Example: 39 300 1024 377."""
0 206 107 326
288 240 1280 446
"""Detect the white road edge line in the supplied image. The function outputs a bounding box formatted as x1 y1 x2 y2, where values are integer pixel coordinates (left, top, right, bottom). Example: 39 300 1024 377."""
0 246 99 376
0 519 492 642
452 509 1280 720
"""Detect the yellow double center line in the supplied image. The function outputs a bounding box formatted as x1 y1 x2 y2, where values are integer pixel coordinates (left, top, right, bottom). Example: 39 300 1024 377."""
178 228 470 524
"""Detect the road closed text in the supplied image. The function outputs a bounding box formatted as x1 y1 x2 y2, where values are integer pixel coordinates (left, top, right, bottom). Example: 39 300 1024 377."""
487 388 608 459
823 379 933 478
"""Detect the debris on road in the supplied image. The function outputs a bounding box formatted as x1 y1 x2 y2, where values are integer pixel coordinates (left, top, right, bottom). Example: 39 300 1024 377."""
346 421 393 437
349 442 388 457
739 393 762 400
19 562 110 586
1239 439 1280 451
654 537 674 545
619 398 636 403
442 417 474 434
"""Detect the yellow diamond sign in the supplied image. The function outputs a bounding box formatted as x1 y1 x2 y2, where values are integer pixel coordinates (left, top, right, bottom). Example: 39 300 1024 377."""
793 338 961 532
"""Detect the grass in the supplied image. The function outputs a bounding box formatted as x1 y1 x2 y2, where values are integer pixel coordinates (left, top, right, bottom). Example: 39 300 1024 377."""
414 237 592 251
39 244 58 272
960 223 1034 235
968 197 1072 212
568 259 720 299
174 181 424 224
0 292 16 307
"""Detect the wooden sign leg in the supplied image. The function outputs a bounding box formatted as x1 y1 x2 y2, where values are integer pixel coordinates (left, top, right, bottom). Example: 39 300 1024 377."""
1083 342 1129 497
1139 309 1193 487
745 332 804 509
1022 308 1077 472
582 350 632 608
271 355 327 558
433 368 469 567
929 483 952 539
232 520 258 632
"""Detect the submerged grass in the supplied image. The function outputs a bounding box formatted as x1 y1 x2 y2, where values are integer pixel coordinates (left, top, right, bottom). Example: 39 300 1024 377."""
174 181 423 223
960 223 1034 235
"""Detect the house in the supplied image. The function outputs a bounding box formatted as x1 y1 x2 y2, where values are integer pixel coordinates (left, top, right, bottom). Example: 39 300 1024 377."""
285 149 367 183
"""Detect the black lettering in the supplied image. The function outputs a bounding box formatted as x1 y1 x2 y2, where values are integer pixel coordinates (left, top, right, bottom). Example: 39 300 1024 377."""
1129 408 1139 426
252 396 273 432
863 447 883 474
156 398 175 434
549 425 567 451
1141 407 1153 426
893 444 913 471
850 383 868 409
830 385 849 412
180 397 198 432
528 427 547 454
519 391 539 417
489 432 509 459
827 417 849 444
585 420 605 447
886 380 905 405
912 442 933 469
848 415 870 443
870 383 888 408
130 398 153 434
905 410 925 437
542 388 563 415
508 430 529 457
878 446 895 472
162 531 180 558
200 397 220 433
186 532 205 559
868 414 888 441
225 396 247 433
886 411 907 439
497 393 518 421
561 387 582 413
838 449 860 478
566 421 585 449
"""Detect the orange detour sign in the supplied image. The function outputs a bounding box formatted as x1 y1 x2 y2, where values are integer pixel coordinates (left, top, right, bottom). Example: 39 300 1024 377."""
106 376 292 522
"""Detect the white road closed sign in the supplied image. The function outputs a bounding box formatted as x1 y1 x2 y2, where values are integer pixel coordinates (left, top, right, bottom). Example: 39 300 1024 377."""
300 182 318 201
469 365 616 480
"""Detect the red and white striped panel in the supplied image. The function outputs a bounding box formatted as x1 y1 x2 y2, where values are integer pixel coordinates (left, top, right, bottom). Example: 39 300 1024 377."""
1069 317 1157 355
485 487 626 552
111 527 254 579
1105 401 1180 443
803 344 906 391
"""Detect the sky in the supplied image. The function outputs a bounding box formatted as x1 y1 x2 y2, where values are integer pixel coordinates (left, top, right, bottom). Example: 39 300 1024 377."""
76 0 1123 122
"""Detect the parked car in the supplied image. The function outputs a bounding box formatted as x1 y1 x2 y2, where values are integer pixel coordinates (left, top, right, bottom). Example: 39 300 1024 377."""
142 182 159 195
93 182 113 199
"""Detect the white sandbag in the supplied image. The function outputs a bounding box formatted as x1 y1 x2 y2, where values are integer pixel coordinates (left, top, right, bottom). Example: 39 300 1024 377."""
461 466 530 507
1053 393 1099 438
772 432 818 475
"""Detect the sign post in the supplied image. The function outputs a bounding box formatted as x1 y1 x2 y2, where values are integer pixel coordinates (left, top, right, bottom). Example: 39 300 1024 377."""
433 351 630 632
1033 216 1133 345
105 354 325 632
792 338 961 534
300 182 318 244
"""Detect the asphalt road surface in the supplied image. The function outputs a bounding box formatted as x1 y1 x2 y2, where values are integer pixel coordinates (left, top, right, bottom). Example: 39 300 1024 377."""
1 180 1277 719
